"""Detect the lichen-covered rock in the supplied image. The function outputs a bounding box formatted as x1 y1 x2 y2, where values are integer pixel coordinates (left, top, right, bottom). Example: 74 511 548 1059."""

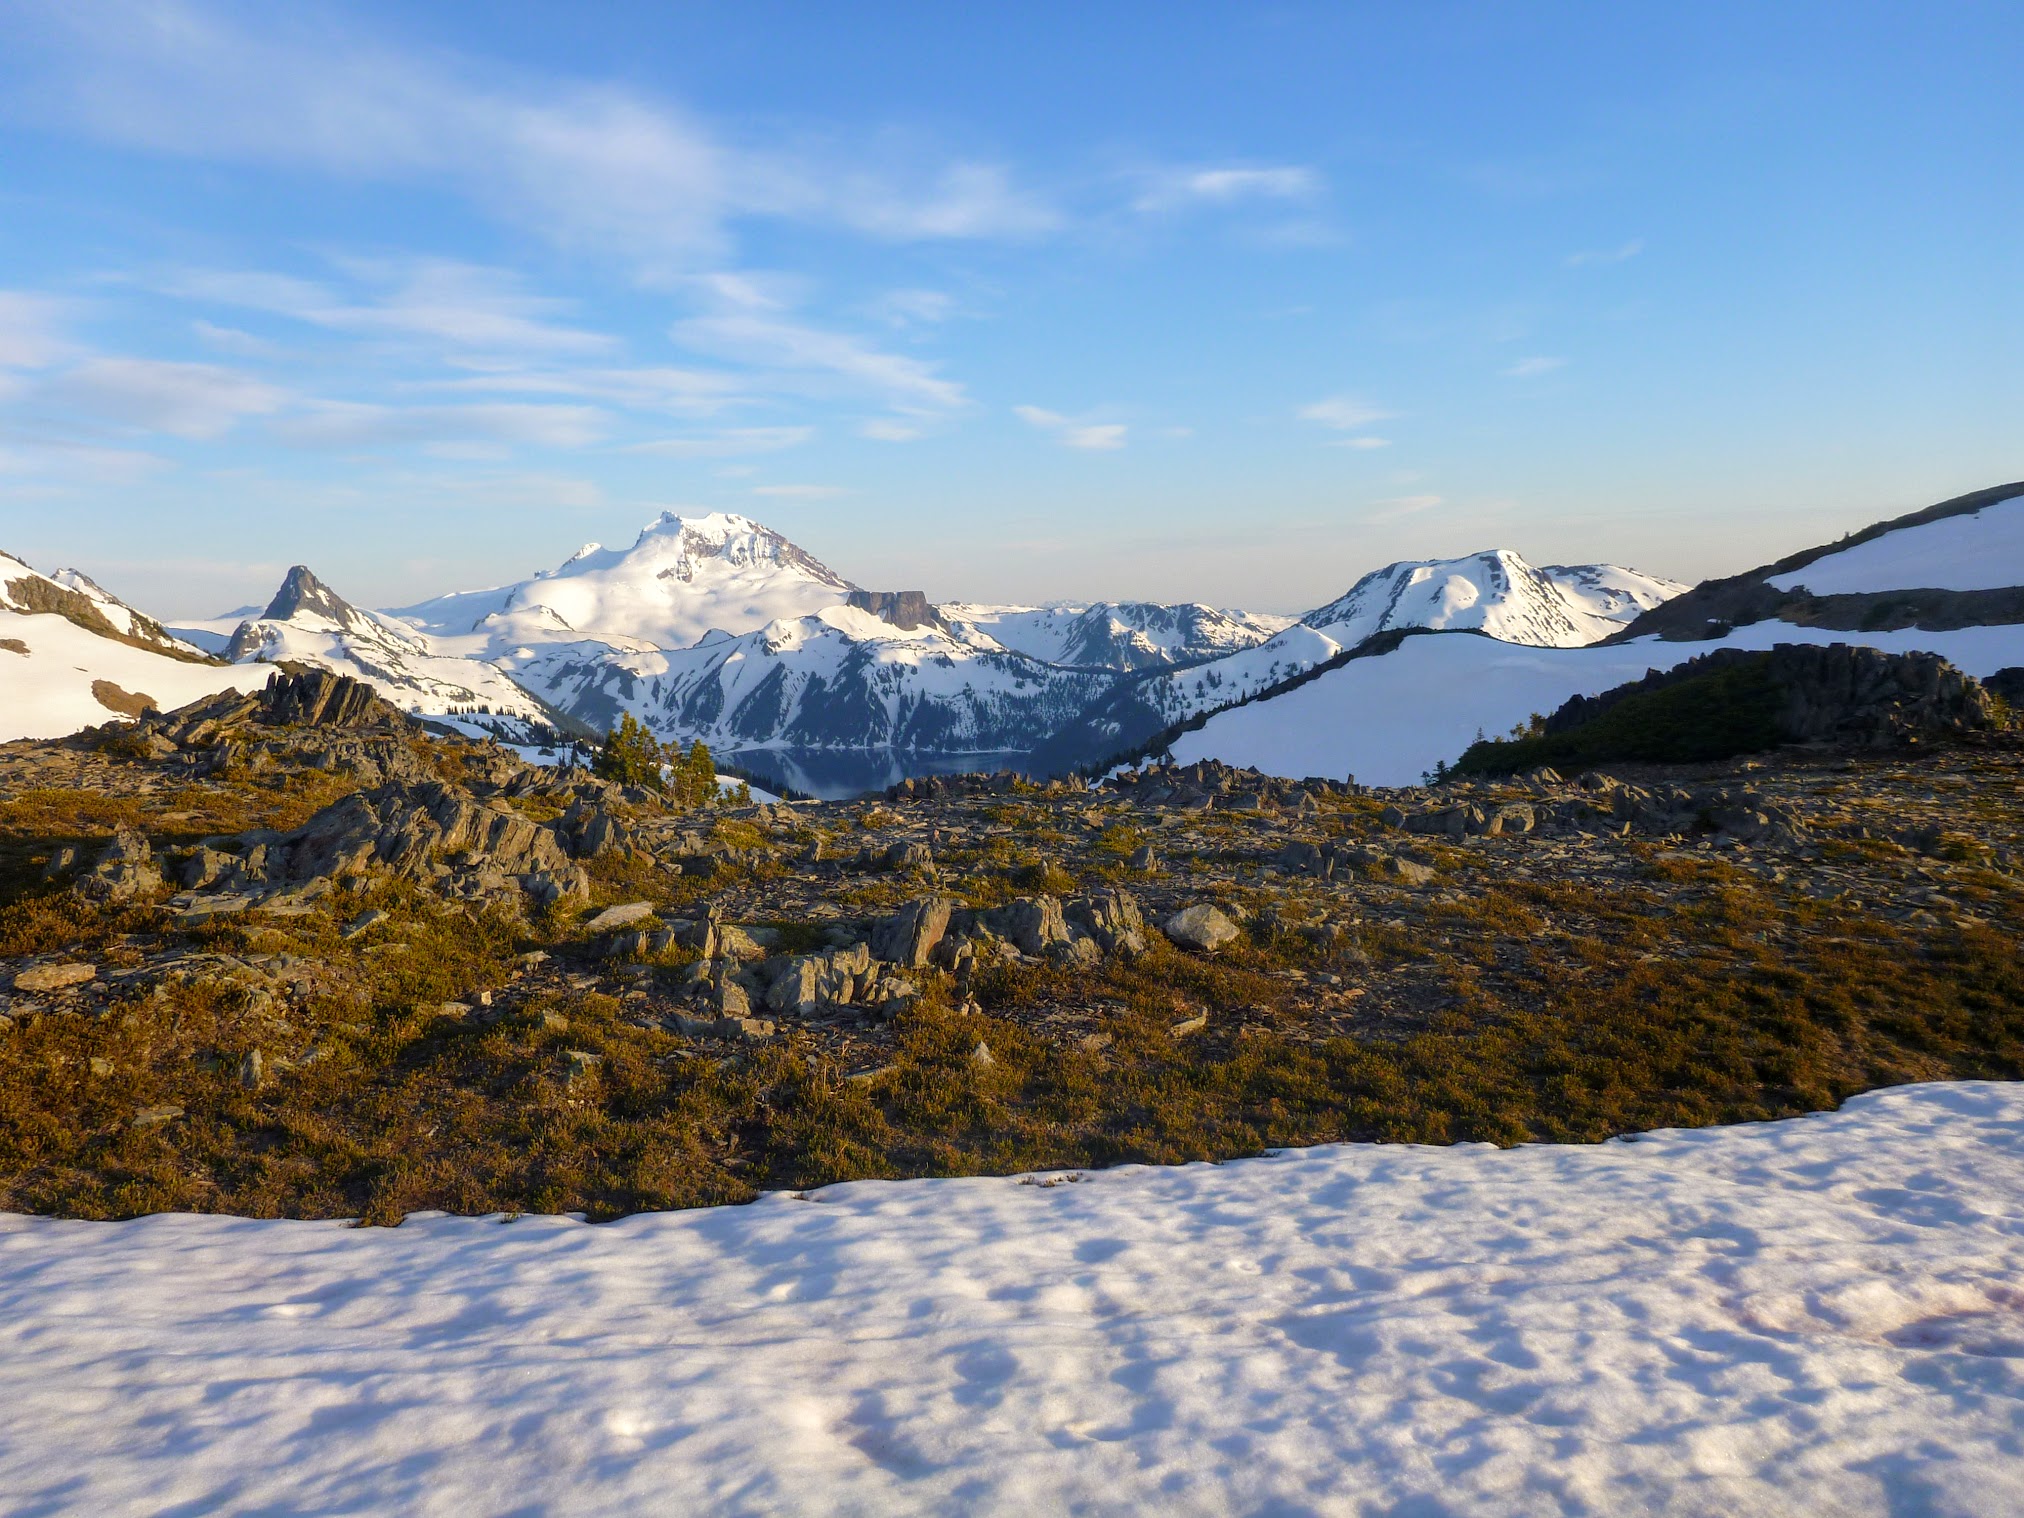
11 962 97 994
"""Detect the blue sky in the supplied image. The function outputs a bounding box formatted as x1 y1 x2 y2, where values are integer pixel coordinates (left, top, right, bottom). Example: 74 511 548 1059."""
0 1 2017 617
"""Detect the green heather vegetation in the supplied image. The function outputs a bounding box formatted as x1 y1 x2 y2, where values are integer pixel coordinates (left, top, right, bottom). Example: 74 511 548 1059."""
3 744 2021 1224
1458 654 1785 775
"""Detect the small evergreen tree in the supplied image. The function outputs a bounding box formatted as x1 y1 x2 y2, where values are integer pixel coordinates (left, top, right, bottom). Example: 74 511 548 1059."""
595 713 665 790
667 738 717 808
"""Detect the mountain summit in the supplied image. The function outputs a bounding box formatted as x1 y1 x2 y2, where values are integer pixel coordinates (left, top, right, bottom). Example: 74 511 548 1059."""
394 511 859 656
220 565 553 735
261 565 378 631
1305 550 1684 650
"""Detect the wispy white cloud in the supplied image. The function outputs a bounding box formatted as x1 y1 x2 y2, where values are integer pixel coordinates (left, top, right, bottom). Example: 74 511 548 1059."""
1565 239 1644 267
166 261 617 356
1298 395 1396 431
865 288 956 327
1328 435 1390 450
813 164 1057 241
190 319 282 357
12 3 1056 261
860 418 925 442
1135 165 1320 213
1015 404 1126 451
421 365 746 415
53 357 285 439
627 426 813 457
674 310 967 411
271 401 605 449
0 292 77 368
0 432 170 484
1503 356 1566 378
751 483 849 499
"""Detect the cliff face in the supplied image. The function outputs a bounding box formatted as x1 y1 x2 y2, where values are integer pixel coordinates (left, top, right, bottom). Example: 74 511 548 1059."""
845 589 944 632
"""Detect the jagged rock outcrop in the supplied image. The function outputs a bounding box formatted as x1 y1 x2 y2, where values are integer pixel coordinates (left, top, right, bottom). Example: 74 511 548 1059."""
258 668 387 728
871 897 954 968
76 828 163 903
168 779 587 913
1102 759 1357 812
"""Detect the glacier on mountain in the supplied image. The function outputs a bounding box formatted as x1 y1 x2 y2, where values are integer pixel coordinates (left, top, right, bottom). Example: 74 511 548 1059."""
391 512 855 658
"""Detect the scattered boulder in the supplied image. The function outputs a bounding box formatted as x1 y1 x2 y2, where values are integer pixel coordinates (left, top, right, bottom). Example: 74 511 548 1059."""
1068 890 1148 957
11 962 96 994
1162 904 1239 953
584 901 656 934
882 839 935 872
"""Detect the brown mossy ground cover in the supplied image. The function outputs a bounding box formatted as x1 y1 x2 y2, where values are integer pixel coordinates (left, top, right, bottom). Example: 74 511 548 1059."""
1 728 2020 1224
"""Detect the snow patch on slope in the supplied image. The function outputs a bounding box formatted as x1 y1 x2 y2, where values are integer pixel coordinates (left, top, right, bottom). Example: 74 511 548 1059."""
1172 621 2024 786
1 1082 2021 1515
1767 493 2024 595
0 607 264 742
944 601 1294 670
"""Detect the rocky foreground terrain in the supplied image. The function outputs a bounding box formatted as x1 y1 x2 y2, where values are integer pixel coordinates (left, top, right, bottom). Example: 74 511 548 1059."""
1 666 2020 1223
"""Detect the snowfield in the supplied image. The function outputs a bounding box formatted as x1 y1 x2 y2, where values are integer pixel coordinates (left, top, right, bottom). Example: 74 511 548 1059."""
1768 493 2024 595
0 607 265 743
1 1082 2021 1516
1173 621 2024 786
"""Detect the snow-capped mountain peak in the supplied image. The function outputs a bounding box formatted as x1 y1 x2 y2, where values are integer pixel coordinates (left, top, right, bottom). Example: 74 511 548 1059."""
259 565 389 636
195 565 556 738
394 511 858 657
1304 549 1684 650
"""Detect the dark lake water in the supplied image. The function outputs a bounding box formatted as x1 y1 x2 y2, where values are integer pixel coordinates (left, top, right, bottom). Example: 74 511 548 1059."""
719 748 1040 801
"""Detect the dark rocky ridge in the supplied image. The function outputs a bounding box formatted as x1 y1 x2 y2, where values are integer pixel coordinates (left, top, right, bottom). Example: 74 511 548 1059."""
1610 480 2024 643
1 567 219 665
1459 644 1999 775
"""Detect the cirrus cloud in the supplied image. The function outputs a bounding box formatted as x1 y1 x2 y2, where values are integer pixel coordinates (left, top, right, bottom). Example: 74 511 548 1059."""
1014 404 1126 451
53 357 285 439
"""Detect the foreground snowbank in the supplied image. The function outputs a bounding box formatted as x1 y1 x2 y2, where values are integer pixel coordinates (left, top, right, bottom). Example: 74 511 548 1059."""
3 1082 2021 1515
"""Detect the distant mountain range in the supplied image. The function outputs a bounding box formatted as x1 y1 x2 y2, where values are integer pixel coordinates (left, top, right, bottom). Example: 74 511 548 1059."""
150 509 1680 772
10 485 2014 790
1168 482 2024 785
